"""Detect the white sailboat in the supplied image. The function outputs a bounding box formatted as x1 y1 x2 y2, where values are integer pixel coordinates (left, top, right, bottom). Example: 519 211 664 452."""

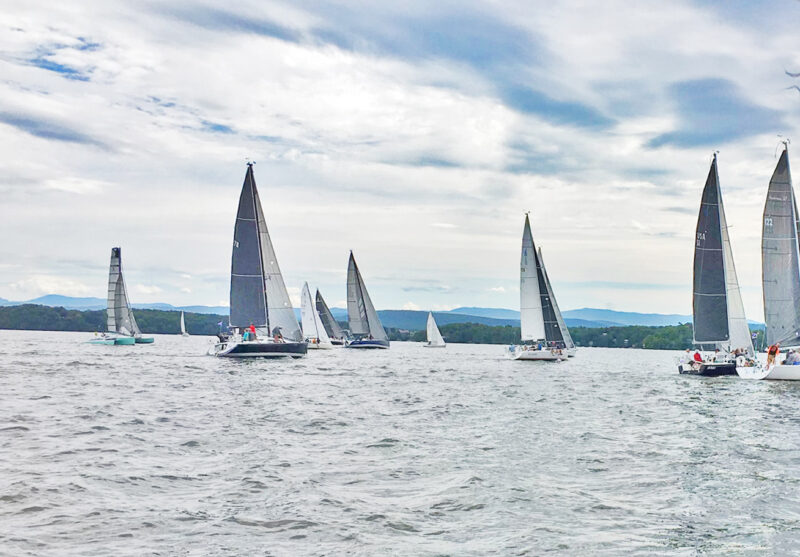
507 214 567 361
301 282 333 349
89 247 152 345
179 311 189 337
208 163 306 358
346 251 389 349
740 144 800 380
678 154 759 376
424 312 446 348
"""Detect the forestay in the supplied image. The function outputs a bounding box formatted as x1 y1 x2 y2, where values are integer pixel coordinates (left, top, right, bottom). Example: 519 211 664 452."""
347 252 388 341
520 214 546 341
106 247 140 337
426 312 445 346
316 289 344 339
763 147 800 347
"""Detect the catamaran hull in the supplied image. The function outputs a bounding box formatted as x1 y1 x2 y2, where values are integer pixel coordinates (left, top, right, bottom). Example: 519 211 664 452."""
678 362 736 376
738 364 800 381
424 343 446 348
209 341 308 358
135 337 154 344
346 339 390 349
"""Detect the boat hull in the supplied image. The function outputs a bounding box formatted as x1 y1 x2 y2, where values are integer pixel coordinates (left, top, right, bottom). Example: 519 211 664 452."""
307 339 333 350
209 340 308 358
678 362 736 376
566 348 577 357
423 343 446 348
508 347 566 361
135 337 154 344
346 339 390 349
330 339 345 346
739 364 800 381
88 338 116 345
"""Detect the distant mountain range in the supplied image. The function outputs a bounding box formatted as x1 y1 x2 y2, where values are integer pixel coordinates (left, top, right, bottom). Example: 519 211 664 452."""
0 294 746 330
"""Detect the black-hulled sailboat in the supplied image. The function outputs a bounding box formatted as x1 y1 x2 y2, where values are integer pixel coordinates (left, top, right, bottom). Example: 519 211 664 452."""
679 154 757 376
316 289 345 345
345 251 389 349
208 163 306 358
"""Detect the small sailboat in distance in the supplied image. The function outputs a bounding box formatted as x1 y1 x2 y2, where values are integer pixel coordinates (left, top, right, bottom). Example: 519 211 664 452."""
678 154 759 376
346 251 389 349
208 163 307 358
740 142 800 380
316 289 345 345
89 247 153 345
180 311 189 337
507 214 567 361
424 311 446 348
301 282 333 349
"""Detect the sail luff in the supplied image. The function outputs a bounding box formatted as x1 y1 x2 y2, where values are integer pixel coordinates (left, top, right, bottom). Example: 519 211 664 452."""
520 215 546 341
762 147 800 346
693 156 729 344
538 248 574 349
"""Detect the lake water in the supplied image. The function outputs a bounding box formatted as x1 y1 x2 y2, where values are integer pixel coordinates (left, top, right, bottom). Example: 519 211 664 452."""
1 330 800 555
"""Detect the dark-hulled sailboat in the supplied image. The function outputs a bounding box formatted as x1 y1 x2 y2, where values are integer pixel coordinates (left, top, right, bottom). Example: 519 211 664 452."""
679 154 756 376
208 163 306 358
345 251 389 349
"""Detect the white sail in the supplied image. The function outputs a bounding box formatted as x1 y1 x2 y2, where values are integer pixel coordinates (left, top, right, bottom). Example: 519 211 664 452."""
426 312 446 346
347 252 388 341
538 248 575 349
106 247 140 337
520 215 545 341
719 193 755 357
180 311 187 335
300 282 330 344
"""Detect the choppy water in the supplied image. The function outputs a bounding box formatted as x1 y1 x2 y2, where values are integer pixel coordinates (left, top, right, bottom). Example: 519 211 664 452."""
2 330 800 555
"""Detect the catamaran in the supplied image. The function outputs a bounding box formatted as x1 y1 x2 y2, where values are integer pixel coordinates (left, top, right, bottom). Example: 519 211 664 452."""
301 282 333 349
316 289 345 345
346 251 389 349
507 214 568 361
179 311 189 337
740 143 800 380
678 154 759 376
208 163 306 358
424 311 446 348
89 247 153 345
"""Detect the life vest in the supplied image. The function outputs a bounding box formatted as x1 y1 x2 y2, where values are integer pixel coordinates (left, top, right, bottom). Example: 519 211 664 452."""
768 345 779 356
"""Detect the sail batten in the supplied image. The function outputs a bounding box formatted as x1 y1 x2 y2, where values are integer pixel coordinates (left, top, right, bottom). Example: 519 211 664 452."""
763 147 800 346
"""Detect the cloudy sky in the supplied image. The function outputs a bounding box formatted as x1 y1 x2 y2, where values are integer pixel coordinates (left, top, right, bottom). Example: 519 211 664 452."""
1 0 799 316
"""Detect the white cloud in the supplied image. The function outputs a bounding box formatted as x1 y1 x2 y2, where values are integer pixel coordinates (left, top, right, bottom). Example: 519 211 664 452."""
134 284 163 296
489 286 506 293
402 301 421 310
9 275 91 298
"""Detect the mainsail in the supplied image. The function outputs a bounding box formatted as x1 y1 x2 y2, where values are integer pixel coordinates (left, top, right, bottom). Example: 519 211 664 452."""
316 289 344 339
520 214 546 341
538 247 574 349
301 282 330 343
426 312 445 346
763 146 800 346
229 164 302 341
692 155 754 355
106 247 140 337
347 252 388 341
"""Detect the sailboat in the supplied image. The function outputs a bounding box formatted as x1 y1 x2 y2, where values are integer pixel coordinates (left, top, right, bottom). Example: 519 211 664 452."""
301 282 333 349
678 154 758 376
538 247 576 357
316 289 345 345
179 311 189 337
89 247 153 345
345 251 389 349
208 163 307 358
424 311 446 348
507 214 567 361
740 143 800 380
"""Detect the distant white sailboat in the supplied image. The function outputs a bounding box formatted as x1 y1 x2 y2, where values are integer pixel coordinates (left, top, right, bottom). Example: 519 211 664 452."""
180 311 189 337
301 282 333 349
677 154 759 376
507 214 567 361
424 312 446 348
208 163 306 358
346 251 389 349
89 247 153 345
740 144 800 380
